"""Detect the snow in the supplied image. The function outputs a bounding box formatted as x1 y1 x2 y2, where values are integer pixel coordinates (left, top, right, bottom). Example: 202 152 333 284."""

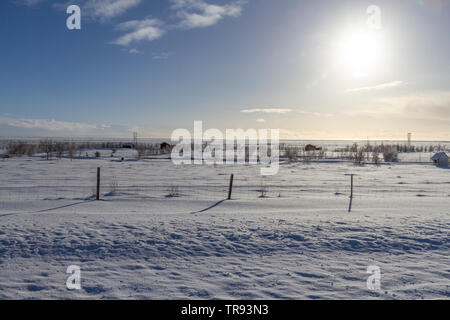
0 151 449 299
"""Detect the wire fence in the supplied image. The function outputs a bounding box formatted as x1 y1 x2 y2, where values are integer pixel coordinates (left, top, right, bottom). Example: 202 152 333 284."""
1 174 448 206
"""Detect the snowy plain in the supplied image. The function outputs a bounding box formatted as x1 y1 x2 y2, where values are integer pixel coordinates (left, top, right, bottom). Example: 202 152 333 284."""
0 148 449 299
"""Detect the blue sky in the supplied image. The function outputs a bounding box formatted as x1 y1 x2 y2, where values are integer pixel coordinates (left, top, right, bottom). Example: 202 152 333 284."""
1 0 450 140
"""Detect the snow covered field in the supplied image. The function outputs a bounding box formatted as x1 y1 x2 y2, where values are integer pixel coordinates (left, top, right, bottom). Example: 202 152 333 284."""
0 151 449 299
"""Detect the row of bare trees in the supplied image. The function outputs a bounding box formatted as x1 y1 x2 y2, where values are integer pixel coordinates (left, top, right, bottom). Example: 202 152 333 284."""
282 142 447 164
2 139 177 160
335 143 447 154
4 139 447 163
281 143 400 164
5 140 80 160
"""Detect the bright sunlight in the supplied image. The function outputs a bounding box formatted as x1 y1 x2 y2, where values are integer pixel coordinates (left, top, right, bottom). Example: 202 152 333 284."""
338 30 384 78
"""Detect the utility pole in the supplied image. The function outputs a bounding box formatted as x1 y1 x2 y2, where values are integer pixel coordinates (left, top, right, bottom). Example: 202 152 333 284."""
407 133 412 150
133 131 138 147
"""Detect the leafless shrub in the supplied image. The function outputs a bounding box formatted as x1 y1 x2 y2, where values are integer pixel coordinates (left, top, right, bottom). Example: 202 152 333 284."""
372 151 380 164
67 142 77 160
285 147 298 162
259 184 268 198
353 145 365 164
167 185 180 198
317 148 325 159
26 144 37 157
6 141 28 157
383 149 398 162
39 139 53 160
54 142 68 159
136 144 147 160
109 177 119 194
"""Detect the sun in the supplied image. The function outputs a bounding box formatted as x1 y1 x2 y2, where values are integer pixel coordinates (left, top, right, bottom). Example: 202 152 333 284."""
338 30 384 78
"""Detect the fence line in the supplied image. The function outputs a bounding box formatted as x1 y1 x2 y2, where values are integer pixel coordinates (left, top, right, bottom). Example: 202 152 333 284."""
1 175 448 205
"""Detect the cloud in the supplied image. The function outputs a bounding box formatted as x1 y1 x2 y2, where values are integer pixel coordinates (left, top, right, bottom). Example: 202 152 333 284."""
84 0 142 20
128 48 140 54
0 116 134 137
152 52 171 60
53 0 142 21
256 118 265 123
404 94 450 119
344 81 404 93
348 91 450 120
12 0 47 6
240 108 332 117
51 0 246 48
297 110 334 117
112 19 165 46
111 1 246 46
3 117 96 131
241 108 293 114
171 0 244 29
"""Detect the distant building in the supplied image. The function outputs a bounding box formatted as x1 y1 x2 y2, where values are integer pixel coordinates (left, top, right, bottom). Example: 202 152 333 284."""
122 143 135 149
305 144 322 151
431 152 448 167
160 142 173 151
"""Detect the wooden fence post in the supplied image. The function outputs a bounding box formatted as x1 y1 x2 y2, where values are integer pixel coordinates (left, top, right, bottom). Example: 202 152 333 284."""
227 174 234 200
96 167 100 200
350 174 354 199
345 173 356 212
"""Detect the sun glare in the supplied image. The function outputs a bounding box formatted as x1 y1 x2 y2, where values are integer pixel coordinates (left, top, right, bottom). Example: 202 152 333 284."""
338 30 384 78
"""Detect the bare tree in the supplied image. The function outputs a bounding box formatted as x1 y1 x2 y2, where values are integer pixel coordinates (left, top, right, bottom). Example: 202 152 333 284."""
353 145 365 164
39 139 53 160
371 151 380 164
284 147 298 162
55 142 68 159
67 142 77 161
383 148 398 162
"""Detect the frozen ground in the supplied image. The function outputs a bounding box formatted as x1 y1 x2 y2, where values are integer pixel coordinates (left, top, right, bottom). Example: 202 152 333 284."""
0 152 449 299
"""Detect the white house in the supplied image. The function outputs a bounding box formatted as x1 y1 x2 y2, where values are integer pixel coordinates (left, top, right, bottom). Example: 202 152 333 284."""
431 152 449 167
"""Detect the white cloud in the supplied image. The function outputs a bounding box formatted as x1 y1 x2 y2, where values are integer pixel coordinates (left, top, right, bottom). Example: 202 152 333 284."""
345 81 404 93
241 108 293 114
0 116 134 137
128 48 140 54
2 117 94 132
152 52 171 60
53 0 245 48
53 0 142 21
84 0 142 20
297 110 334 117
402 93 450 119
348 91 450 120
112 19 165 46
12 0 47 6
241 108 333 117
256 118 265 123
171 0 244 29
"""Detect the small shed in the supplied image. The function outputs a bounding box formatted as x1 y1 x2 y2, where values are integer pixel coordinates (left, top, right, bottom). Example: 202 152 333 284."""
160 142 172 150
122 142 135 149
431 152 448 167
305 144 322 151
